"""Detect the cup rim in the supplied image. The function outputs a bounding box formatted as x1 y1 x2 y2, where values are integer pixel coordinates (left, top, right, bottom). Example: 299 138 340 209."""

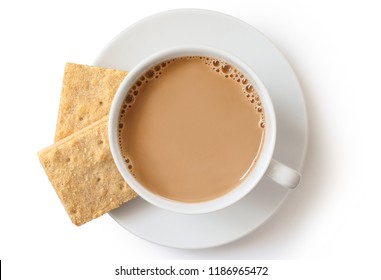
108 45 277 214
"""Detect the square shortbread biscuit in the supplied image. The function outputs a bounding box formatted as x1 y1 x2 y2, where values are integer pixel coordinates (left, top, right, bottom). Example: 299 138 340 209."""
38 117 137 226
55 63 127 141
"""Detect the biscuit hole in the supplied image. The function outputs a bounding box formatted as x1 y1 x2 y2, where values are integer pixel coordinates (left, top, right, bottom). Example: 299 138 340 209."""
79 117 84 121
96 177 101 183
66 157 71 162
98 140 103 145
99 101 103 106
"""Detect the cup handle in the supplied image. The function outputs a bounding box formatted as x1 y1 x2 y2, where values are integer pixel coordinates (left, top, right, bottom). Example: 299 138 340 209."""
265 159 301 189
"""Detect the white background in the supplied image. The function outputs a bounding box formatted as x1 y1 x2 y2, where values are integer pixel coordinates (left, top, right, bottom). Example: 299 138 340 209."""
1 0 380 278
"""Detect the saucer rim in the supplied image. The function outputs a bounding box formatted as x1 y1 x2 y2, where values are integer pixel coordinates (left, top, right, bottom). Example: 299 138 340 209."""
93 8 308 249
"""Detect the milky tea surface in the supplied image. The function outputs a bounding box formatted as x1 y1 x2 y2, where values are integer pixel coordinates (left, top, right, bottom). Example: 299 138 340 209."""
118 56 265 202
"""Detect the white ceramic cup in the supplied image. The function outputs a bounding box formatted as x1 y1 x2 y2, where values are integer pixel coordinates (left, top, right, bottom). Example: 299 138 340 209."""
109 45 301 214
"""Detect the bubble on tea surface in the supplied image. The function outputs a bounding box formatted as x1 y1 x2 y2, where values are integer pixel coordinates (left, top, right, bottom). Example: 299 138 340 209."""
221 64 232 74
213 60 220 67
246 84 254 93
126 94 134 104
145 69 155 79
154 65 161 71
241 78 248 85
136 80 142 87
133 90 139 96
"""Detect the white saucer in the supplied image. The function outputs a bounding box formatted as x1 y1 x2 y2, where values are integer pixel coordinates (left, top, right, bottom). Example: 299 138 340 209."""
93 9 308 249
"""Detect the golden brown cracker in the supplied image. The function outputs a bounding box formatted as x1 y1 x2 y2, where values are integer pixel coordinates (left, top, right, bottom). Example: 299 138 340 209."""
39 117 137 226
55 63 127 141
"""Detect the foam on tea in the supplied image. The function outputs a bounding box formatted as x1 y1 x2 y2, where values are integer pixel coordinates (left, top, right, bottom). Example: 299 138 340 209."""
118 56 265 202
